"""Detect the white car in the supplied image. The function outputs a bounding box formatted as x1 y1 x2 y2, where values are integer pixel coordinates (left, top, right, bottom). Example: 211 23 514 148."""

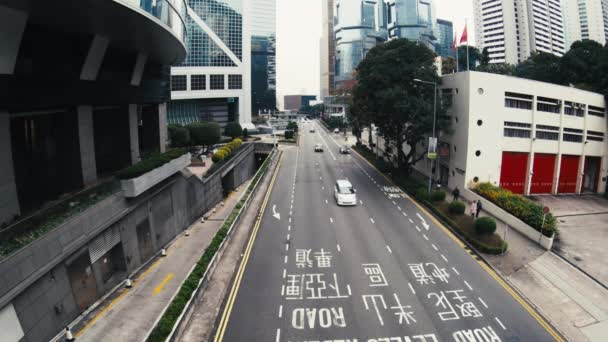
334 179 357 206
333 128 340 134
314 144 324 152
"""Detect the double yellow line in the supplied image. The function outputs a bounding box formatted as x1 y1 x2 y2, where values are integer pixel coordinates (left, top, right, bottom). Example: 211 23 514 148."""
351 149 564 342
214 151 284 342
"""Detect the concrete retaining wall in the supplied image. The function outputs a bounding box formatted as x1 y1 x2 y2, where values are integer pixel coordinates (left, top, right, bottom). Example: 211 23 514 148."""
462 189 554 250
0 143 260 342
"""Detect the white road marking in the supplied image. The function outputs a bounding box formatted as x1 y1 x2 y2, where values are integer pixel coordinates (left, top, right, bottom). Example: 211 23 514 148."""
320 176 322 180
289 218 292 223
285 243 289 251
288 225 291 231
284 255 288 264
397 206 402 211
330 217 334 223
278 305 283 318
452 267 460 275
432 244 438 251
276 328 281 342
402 212 407 217
347 285 352 296
408 283 416 294
415 226 421 232
441 254 448 262
495 317 507 330
281 285 285 296
392 201 396 205
386 245 393 253
370 217 375 223
325 199 328 204
337 244 341 252
422 234 429 240
464 280 473 291
478 297 488 309
289 211 292 216
322 186 325 190
283 269 286 278
359 200 363 205
290 204 293 210
408 218 413 223
286 234 290 241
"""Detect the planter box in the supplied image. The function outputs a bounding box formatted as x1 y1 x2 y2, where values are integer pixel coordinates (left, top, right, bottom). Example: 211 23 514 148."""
463 189 554 250
121 153 191 198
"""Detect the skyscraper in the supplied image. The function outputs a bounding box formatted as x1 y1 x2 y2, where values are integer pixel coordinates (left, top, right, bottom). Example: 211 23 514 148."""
321 0 336 98
334 0 388 89
435 19 454 58
251 0 276 115
386 0 437 49
473 0 566 65
169 0 255 130
562 0 608 47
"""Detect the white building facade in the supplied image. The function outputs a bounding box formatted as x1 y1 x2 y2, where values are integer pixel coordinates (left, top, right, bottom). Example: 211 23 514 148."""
473 0 566 64
562 0 608 47
169 0 255 131
414 72 607 196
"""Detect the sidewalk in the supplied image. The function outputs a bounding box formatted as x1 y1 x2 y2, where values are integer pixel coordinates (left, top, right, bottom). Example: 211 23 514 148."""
72 181 249 342
450 196 608 342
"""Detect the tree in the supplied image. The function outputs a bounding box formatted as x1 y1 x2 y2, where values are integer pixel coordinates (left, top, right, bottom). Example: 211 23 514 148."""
480 47 491 66
441 57 456 75
475 63 516 75
514 52 565 85
167 124 190 147
456 45 481 71
243 128 249 139
560 40 604 90
286 121 299 132
224 122 243 139
187 122 221 148
351 38 450 174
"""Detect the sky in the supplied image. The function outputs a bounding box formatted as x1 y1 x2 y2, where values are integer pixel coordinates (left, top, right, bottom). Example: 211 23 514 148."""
276 0 474 108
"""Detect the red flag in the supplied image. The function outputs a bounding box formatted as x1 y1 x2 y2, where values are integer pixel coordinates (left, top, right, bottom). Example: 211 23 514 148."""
451 31 457 51
460 24 468 44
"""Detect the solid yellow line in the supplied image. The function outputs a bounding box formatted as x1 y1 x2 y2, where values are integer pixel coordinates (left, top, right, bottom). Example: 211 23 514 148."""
351 148 563 341
75 289 129 337
153 273 174 296
214 151 284 342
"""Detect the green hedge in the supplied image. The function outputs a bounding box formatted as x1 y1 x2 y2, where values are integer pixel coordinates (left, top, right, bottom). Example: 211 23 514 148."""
430 191 446 202
204 140 245 178
474 182 557 237
116 149 187 180
448 201 466 215
147 151 273 342
475 217 497 235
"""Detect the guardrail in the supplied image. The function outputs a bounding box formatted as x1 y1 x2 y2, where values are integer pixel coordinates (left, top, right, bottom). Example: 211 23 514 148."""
144 148 278 342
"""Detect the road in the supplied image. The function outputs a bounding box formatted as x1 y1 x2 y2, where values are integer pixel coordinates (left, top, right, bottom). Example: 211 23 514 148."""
212 121 562 342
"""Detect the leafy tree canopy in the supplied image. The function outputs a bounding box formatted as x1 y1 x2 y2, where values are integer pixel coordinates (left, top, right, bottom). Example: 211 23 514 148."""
168 124 190 148
224 122 243 139
351 38 450 173
560 40 605 90
188 122 221 147
514 52 565 85
475 63 516 76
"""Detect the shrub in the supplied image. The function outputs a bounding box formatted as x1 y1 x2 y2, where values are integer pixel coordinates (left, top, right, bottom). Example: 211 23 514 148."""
224 122 243 139
188 122 221 147
414 188 430 201
232 138 243 147
168 124 190 147
116 148 187 180
285 130 294 140
211 151 225 163
286 121 299 132
243 128 248 138
430 191 446 202
475 182 557 237
448 201 466 215
475 217 497 235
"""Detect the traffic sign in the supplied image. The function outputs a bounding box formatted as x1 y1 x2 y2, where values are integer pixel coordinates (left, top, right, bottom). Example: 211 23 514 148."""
543 206 550 214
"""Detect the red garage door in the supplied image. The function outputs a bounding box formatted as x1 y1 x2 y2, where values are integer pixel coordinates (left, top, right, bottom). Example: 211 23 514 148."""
557 155 579 193
530 153 556 194
500 152 529 194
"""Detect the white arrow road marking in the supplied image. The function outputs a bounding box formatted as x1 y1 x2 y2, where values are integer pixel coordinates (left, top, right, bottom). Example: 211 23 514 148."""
416 213 430 230
272 205 281 220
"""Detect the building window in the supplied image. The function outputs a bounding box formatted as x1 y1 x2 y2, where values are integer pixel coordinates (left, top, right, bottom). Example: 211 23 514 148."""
210 74 224 90
228 74 242 89
563 127 583 143
587 130 605 142
564 101 585 117
191 75 206 90
504 121 531 138
536 96 560 114
504 92 533 110
588 105 606 117
535 124 559 140
171 75 187 91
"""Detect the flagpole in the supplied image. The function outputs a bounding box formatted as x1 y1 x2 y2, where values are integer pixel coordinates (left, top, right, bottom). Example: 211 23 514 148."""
453 31 459 73
466 19 470 71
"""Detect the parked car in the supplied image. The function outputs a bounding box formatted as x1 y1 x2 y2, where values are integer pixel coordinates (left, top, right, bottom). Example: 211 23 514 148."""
314 144 324 152
339 145 350 154
334 179 357 206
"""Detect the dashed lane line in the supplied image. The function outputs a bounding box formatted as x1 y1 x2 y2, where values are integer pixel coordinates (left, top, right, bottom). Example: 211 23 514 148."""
408 283 416 295
441 254 448 262
370 217 375 224
452 267 460 275
278 305 283 318
337 244 341 252
386 245 393 254
478 297 488 309
495 317 507 330
464 280 473 291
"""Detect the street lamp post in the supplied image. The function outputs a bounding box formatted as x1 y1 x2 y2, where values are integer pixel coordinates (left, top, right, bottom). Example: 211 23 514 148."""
414 78 437 194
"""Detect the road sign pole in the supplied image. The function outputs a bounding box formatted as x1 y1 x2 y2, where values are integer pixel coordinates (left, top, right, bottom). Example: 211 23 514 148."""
538 213 546 245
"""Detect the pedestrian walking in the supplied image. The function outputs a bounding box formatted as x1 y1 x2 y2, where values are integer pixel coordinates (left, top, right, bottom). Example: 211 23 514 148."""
470 200 477 217
452 187 460 201
476 200 483 218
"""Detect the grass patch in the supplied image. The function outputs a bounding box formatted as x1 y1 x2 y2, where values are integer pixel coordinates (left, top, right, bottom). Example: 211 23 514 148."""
146 151 273 342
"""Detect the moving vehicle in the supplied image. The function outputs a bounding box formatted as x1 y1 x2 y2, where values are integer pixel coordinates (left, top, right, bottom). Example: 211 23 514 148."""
333 128 340 134
310 128 316 133
339 145 350 154
334 179 357 206
314 144 324 152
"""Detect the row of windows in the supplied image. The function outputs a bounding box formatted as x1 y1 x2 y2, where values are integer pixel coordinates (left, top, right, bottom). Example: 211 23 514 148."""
171 74 243 91
504 92 606 117
503 122 602 142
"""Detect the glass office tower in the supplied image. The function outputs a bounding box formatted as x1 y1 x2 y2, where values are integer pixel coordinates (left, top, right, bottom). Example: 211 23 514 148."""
435 19 454 58
386 0 437 49
251 0 276 115
334 0 388 88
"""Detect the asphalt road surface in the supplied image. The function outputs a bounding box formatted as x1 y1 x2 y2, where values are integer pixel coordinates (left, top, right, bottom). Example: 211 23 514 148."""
213 121 562 342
